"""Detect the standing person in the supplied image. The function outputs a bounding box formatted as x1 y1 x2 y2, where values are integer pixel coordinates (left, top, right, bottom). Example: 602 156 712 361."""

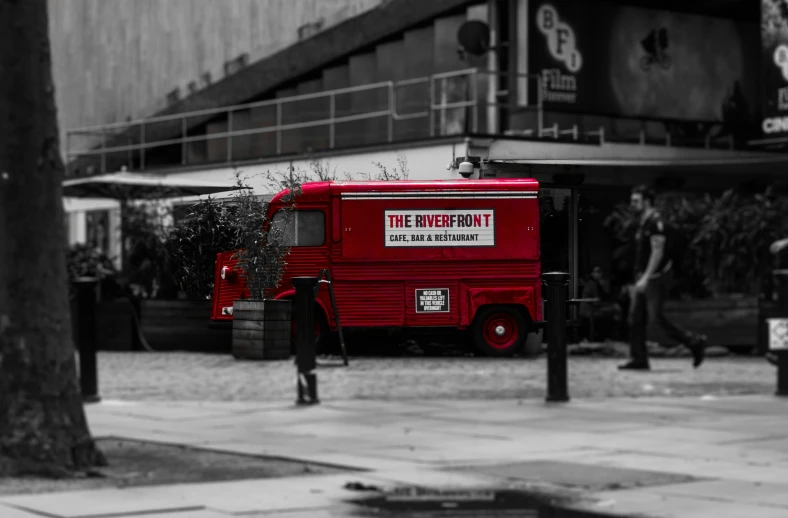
619 185 707 371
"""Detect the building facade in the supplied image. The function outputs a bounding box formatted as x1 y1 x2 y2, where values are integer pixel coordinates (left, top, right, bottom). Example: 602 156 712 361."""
62 0 788 296
52 0 384 254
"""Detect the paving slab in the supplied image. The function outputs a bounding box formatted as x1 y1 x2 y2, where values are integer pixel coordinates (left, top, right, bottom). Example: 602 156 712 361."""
113 473 396 515
0 489 203 518
0 504 48 518
117 511 229 518
236 507 363 518
650 479 788 508
564 450 788 483
5 395 788 518
450 460 703 491
575 487 788 518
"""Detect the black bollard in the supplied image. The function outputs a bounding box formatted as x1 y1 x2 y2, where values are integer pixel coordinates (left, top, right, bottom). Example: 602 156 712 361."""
293 277 319 405
771 270 788 396
542 272 571 403
74 277 101 404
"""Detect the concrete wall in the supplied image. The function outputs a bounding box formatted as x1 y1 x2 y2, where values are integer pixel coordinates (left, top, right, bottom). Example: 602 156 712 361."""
49 0 384 159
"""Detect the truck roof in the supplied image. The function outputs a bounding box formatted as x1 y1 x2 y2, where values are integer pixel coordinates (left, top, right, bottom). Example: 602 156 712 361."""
269 178 540 204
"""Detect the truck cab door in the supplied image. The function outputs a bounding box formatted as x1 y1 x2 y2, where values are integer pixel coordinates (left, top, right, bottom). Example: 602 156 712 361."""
271 207 331 282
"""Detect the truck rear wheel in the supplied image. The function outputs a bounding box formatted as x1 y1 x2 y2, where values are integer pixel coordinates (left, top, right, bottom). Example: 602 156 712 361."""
473 306 528 357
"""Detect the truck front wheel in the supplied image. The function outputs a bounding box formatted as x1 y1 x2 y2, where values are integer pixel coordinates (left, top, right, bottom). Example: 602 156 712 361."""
473 306 528 357
290 307 330 355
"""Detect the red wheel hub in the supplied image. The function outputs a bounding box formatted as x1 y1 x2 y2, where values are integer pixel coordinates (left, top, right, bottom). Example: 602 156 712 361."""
482 313 518 350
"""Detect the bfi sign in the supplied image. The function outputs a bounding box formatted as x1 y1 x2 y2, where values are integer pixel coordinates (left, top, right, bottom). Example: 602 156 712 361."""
763 44 788 135
535 3 582 105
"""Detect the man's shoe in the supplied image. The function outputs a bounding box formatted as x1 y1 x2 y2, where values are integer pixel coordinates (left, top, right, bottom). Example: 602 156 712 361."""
690 334 707 369
618 361 650 371
766 352 778 366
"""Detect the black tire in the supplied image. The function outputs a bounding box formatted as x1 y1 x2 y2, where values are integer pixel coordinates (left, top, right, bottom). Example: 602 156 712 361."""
314 309 338 356
472 305 528 357
290 304 330 355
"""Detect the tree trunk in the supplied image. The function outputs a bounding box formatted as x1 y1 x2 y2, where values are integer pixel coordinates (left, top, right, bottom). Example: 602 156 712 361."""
0 0 106 476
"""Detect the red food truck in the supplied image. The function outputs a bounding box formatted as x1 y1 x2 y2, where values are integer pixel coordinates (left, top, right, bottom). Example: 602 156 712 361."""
211 178 542 357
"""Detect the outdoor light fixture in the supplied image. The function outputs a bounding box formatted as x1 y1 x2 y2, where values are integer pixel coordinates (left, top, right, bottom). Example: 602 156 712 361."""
458 160 475 178
220 266 237 282
450 155 481 178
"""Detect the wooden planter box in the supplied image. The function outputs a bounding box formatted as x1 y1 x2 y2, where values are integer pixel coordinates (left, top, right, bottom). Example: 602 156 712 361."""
232 299 292 360
140 300 231 353
650 295 758 350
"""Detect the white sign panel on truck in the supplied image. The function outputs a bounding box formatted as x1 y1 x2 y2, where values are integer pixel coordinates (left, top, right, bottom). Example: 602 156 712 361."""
384 209 495 247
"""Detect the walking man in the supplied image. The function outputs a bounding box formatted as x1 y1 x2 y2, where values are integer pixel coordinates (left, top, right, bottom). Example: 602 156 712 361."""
619 185 707 371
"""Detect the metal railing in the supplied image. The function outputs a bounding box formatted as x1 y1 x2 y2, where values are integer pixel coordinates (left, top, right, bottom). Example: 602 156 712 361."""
65 66 747 175
65 68 546 173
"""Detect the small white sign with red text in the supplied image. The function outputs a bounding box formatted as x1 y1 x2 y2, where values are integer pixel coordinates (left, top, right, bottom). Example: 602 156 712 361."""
384 209 495 247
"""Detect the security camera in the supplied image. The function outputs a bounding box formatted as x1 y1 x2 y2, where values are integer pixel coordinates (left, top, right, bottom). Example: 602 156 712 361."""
458 160 475 179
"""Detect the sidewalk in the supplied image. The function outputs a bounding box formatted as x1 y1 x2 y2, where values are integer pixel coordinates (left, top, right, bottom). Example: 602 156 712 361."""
3 394 788 517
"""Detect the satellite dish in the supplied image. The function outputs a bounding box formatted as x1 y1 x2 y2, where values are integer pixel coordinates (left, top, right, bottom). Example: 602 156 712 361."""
457 20 491 56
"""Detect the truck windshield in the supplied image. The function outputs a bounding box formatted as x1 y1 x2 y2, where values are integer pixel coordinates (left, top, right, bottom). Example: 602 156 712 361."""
270 209 325 247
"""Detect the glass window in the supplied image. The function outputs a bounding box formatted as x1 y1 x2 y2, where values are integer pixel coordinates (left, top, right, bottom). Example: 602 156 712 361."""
270 210 325 247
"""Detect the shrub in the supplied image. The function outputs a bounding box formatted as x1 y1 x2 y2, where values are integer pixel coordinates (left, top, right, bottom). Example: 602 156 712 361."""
122 200 177 299
604 187 788 299
165 197 237 300
65 243 125 300
229 169 301 300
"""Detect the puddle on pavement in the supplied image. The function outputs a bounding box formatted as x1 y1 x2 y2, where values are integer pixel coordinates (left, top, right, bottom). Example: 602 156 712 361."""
345 487 573 517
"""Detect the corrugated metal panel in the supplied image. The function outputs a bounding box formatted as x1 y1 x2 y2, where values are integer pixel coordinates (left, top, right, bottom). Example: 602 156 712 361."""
332 282 404 326
280 248 330 283
332 261 540 281
215 252 249 310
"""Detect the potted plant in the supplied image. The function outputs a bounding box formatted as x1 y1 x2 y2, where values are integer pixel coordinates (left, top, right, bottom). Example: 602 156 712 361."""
229 170 301 360
133 197 238 353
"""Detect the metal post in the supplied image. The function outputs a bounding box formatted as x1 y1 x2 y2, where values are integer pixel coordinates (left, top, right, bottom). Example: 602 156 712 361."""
276 102 282 155
329 94 336 149
140 123 146 170
74 277 100 404
227 109 233 162
543 272 571 403
100 130 107 173
471 70 479 134
181 117 188 165
65 132 71 167
536 77 544 135
387 82 394 142
771 269 788 396
429 78 435 137
293 276 319 405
